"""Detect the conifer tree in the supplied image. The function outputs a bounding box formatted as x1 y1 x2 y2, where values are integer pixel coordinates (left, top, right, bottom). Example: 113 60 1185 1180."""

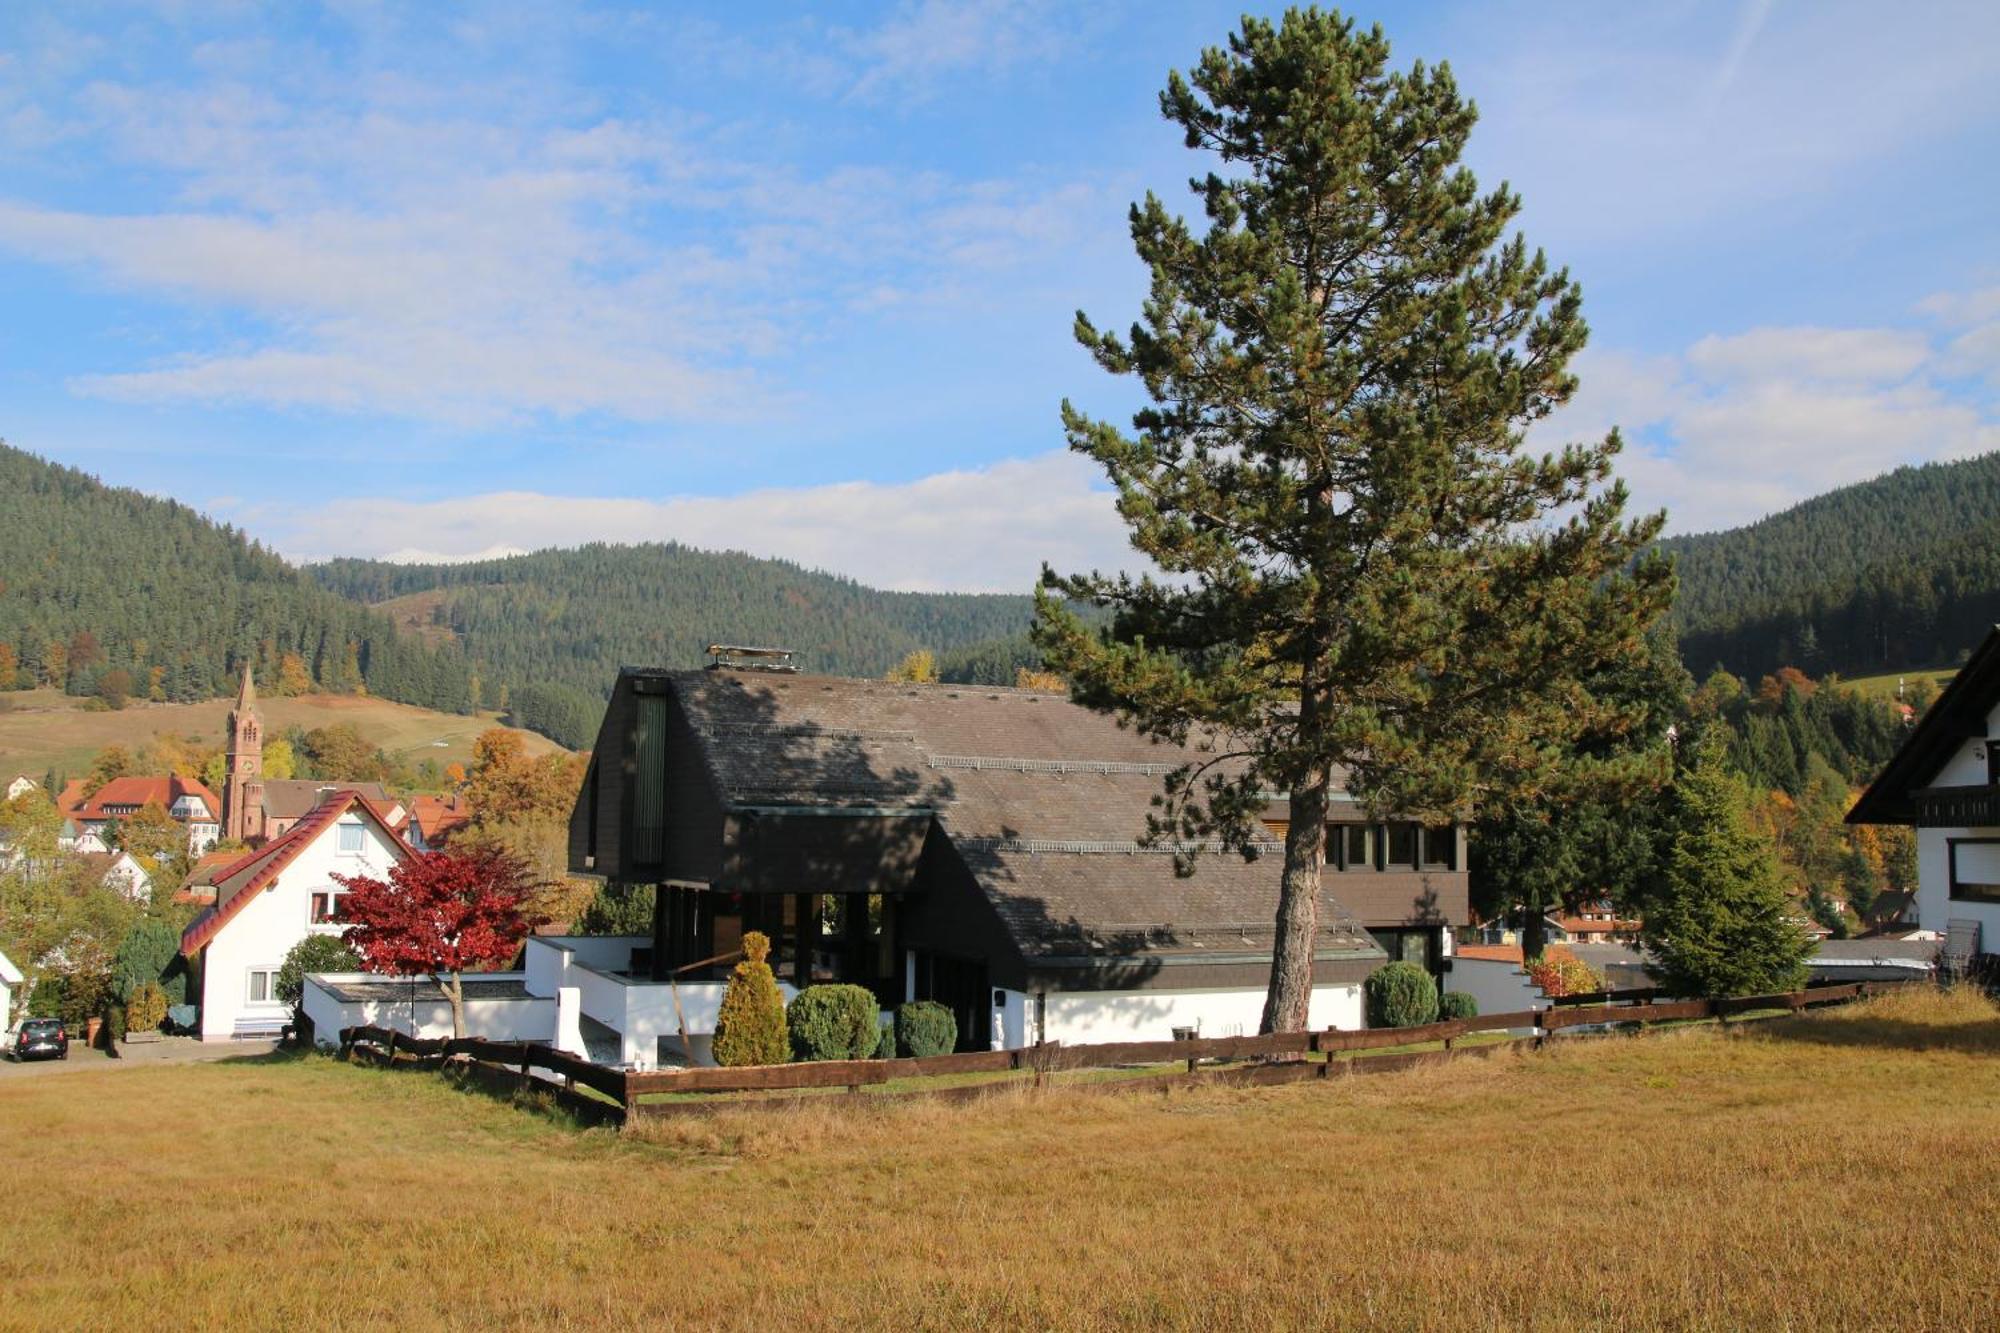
1641 740 1814 997
712 931 789 1067
1035 10 1672 1031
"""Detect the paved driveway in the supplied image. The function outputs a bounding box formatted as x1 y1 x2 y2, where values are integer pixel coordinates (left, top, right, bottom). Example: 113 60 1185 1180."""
0 1033 278 1077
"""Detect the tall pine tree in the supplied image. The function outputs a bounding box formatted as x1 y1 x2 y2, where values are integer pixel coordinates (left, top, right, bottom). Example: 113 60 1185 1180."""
1035 10 1672 1031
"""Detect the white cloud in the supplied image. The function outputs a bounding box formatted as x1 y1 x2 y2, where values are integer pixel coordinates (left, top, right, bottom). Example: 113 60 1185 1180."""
0 64 1118 426
268 452 1128 595
1544 306 2000 535
843 1 1076 102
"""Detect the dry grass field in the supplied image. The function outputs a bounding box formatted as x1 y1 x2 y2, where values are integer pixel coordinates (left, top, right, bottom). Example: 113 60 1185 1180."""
0 689 565 780
1 987 1996 1330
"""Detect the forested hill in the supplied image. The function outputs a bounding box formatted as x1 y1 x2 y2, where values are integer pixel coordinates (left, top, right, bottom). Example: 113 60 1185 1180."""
309 544 1040 739
1664 451 2000 680
0 445 480 713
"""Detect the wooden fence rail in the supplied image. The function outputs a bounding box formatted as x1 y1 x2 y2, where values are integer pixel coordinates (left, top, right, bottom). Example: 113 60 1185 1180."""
337 979 1894 1124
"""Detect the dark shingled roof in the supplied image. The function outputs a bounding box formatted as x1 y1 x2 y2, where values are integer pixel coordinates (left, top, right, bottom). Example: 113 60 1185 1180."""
656 669 1380 961
261 780 392 821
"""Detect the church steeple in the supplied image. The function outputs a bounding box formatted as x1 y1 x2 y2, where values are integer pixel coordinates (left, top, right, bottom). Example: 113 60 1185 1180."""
225 663 264 844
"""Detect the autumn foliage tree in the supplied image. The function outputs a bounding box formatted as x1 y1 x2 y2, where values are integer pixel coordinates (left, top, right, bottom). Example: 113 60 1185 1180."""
333 847 543 1038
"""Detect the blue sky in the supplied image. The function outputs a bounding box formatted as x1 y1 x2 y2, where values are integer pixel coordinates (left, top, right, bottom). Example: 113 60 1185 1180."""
1 1 1995 590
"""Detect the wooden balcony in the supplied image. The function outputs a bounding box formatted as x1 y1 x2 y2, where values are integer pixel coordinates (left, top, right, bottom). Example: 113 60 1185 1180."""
1912 784 2000 828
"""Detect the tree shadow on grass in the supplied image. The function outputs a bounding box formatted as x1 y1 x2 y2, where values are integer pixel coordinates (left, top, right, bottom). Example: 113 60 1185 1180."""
1748 986 2000 1058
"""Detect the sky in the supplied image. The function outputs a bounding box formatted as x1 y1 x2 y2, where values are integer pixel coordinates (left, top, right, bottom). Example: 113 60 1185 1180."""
1 1 1996 592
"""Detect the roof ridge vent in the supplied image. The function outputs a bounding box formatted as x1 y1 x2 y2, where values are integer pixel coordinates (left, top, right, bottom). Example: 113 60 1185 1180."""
707 644 800 673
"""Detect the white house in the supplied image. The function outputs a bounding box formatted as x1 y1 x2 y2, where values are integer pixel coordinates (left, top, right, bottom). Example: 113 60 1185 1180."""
0 949 23 1033
6 776 37 801
83 850 156 902
1850 627 2000 976
179 790 409 1040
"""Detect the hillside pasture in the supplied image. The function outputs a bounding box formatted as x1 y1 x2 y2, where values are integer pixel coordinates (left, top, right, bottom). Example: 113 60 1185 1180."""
0 986 1994 1329
0 689 566 781
1841 666 1959 701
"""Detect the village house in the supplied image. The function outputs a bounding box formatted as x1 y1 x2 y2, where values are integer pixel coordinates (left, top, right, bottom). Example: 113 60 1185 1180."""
6 775 38 801
516 653 1471 1067
79 849 156 902
1848 624 2000 979
71 774 223 856
407 793 472 850
0 949 22 1033
179 790 408 1040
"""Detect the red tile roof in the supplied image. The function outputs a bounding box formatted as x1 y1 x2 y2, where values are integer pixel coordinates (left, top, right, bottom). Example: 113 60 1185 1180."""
411 794 472 842
55 779 91 817
179 790 410 957
75 774 222 822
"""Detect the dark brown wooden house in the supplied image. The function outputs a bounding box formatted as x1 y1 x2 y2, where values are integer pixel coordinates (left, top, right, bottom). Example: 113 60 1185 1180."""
569 661 1470 1049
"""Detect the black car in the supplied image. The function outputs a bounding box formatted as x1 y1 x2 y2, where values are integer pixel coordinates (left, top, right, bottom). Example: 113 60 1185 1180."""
12 1018 68 1061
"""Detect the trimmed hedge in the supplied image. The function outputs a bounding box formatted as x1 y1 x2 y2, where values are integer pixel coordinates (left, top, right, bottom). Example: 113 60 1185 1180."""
895 1000 958 1058
873 1022 896 1060
1365 961 1439 1028
1436 990 1478 1021
787 984 880 1062
713 931 790 1067
125 981 169 1033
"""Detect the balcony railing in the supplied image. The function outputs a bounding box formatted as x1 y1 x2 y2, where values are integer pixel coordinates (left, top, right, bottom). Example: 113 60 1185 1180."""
1913 784 2000 828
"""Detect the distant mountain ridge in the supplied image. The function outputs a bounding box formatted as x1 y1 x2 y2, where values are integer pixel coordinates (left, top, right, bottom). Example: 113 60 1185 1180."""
308 545 1041 735
0 444 480 714
1663 450 2000 680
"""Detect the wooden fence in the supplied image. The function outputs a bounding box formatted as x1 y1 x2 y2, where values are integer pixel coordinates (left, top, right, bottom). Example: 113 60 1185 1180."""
338 980 1890 1124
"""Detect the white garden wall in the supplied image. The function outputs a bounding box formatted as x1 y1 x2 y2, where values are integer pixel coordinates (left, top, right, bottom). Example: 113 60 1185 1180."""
1028 983 1364 1047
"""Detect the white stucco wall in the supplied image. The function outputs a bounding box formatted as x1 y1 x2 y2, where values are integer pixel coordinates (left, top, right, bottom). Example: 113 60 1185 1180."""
1912 704 2000 953
300 972 558 1049
196 814 403 1039
1026 983 1364 1048
1443 958 1545 1034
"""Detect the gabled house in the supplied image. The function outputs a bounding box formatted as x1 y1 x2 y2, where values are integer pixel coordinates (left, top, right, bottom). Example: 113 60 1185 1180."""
1849 625 2000 976
79 849 155 902
179 790 409 1040
408 794 472 850
554 661 1470 1065
72 775 224 856
6 775 38 801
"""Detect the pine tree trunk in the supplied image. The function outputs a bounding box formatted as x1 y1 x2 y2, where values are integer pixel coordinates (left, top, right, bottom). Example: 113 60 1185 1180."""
1262 768 1329 1033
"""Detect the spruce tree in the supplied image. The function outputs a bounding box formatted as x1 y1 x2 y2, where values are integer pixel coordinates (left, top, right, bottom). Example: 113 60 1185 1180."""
1035 10 1672 1032
1641 741 1814 997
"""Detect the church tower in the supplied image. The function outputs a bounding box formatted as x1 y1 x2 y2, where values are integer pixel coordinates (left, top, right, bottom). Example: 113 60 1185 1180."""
225 663 265 845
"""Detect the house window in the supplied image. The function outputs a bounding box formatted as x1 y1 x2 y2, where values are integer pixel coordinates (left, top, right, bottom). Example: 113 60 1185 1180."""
1421 826 1456 870
1342 824 1373 870
1386 823 1418 868
246 969 281 1004
336 822 365 854
310 891 344 923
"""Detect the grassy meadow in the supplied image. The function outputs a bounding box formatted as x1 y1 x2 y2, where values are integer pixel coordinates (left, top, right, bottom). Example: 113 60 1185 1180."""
2 987 1997 1330
0 688 565 781
1840 667 1959 701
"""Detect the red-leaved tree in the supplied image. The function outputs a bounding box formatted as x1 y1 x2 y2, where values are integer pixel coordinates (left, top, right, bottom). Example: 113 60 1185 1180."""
333 848 543 1038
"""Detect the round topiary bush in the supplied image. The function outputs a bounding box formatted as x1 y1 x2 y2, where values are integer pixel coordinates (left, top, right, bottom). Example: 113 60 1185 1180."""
873 1021 896 1059
712 931 790 1067
1365 961 1439 1028
786 984 880 1062
1436 989 1478 1021
895 1000 958 1058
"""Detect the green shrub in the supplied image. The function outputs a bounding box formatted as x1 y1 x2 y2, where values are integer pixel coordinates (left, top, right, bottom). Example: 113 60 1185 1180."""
874 1022 896 1060
1365 961 1439 1028
1436 990 1478 1021
27 976 63 1018
276 934 361 1010
112 919 181 1003
712 931 789 1067
896 1000 958 1058
101 1002 127 1044
787 984 880 1062
125 981 168 1033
